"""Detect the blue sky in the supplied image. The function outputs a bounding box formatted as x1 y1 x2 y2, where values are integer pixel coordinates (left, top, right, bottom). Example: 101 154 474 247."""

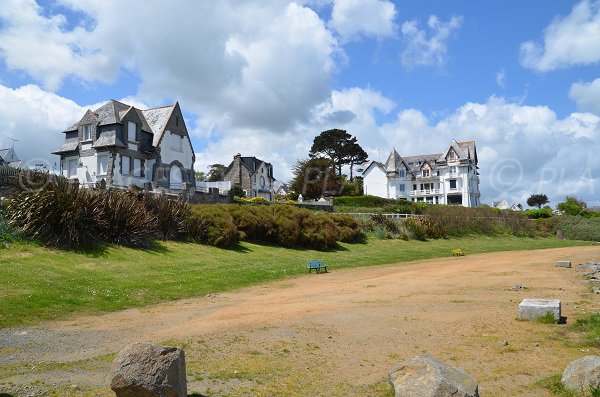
1 0 599 206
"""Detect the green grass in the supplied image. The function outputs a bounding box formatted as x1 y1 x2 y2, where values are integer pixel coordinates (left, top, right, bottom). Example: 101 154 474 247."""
0 236 591 328
573 313 600 347
537 312 559 324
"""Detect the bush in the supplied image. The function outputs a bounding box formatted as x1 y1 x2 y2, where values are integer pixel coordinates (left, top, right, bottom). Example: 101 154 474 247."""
98 190 157 247
142 194 189 240
525 208 553 219
333 195 426 214
555 215 600 241
8 183 103 247
187 205 239 248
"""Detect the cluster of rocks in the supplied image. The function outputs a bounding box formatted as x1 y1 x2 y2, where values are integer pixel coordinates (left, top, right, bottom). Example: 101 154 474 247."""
577 261 600 294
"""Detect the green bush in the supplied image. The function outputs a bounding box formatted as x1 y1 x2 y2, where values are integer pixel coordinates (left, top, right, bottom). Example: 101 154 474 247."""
525 208 553 219
8 183 103 247
556 216 600 242
98 190 157 247
333 195 426 214
187 205 239 248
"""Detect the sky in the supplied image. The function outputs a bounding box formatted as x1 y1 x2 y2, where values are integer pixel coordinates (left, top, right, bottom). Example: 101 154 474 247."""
1 0 599 206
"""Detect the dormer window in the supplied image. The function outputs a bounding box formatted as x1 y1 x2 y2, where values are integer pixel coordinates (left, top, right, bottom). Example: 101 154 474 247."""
422 169 430 177
448 150 456 161
82 124 92 141
399 169 405 178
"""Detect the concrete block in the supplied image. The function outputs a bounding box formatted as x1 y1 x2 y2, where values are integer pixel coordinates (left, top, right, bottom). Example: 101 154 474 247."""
518 299 561 321
556 261 572 268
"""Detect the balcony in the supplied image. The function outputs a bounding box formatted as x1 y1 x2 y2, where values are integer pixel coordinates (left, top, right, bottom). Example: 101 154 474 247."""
409 188 441 196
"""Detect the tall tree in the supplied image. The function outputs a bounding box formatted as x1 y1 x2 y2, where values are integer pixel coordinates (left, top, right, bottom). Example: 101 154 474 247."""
345 137 368 181
289 158 339 200
207 163 227 182
309 129 367 178
526 193 549 209
194 170 207 182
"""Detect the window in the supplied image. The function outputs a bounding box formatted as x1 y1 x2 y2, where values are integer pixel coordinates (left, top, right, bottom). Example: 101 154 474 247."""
260 176 265 188
68 159 78 177
449 179 457 189
450 166 457 174
422 169 430 177
171 133 183 152
97 155 108 175
83 124 92 141
399 184 405 192
399 169 405 178
128 122 136 142
121 155 131 175
448 150 455 160
133 158 142 177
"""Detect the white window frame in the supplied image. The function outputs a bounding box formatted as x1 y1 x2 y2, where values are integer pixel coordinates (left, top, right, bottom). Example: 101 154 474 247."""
83 124 92 141
448 150 455 160
121 155 131 175
399 169 405 178
422 169 430 177
399 184 405 192
97 155 109 176
127 122 136 142
449 179 457 189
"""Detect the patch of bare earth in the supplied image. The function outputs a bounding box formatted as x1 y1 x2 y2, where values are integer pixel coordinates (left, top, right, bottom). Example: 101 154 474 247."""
0 246 599 396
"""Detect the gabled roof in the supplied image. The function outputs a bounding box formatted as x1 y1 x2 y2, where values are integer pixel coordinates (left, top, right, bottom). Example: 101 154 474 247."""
438 139 468 162
0 149 10 159
52 140 79 154
224 155 274 179
384 148 407 173
140 105 175 146
362 160 386 175
457 140 477 163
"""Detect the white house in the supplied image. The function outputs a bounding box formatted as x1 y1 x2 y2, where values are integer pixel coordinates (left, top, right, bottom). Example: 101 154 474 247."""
362 140 480 207
53 100 195 190
0 147 22 168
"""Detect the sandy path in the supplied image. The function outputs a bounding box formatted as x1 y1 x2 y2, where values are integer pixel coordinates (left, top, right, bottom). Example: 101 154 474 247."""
1 246 599 396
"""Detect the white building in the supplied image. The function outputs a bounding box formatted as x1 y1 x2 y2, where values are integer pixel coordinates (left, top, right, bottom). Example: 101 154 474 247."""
53 100 195 191
362 140 480 207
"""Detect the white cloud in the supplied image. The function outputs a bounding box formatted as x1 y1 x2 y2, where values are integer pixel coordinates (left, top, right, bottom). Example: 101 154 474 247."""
329 0 397 41
569 78 600 113
0 0 340 131
400 15 463 69
0 84 85 169
496 69 507 88
520 0 600 71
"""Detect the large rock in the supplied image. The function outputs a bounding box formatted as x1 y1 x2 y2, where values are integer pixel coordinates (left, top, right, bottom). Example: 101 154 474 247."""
518 299 561 321
388 354 479 397
110 342 187 397
561 355 600 392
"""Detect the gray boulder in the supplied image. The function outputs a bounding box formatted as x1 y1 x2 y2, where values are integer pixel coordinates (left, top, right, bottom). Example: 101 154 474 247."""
110 342 187 397
561 355 600 392
388 354 479 397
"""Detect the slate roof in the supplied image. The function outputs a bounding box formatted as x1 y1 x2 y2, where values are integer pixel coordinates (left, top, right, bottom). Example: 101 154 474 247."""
93 131 126 148
52 139 79 154
0 149 10 159
61 100 179 148
140 105 174 146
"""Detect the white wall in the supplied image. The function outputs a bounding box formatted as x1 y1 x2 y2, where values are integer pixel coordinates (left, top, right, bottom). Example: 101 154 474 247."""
363 165 388 198
159 130 194 169
112 153 152 188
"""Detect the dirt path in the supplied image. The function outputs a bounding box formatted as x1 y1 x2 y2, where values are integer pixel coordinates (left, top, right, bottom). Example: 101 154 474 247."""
1 246 599 396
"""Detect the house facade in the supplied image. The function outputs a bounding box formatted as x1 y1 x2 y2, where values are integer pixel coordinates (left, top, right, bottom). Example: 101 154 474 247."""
53 100 195 191
223 154 275 200
362 140 480 207
0 147 22 168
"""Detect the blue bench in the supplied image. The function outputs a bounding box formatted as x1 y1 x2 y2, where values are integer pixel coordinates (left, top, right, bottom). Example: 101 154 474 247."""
307 260 328 273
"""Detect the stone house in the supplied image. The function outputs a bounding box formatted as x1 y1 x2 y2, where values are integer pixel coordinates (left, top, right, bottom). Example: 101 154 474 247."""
53 100 195 191
362 139 481 207
223 154 275 200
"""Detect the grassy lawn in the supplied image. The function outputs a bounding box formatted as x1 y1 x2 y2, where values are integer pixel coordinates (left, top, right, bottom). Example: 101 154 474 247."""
0 236 591 328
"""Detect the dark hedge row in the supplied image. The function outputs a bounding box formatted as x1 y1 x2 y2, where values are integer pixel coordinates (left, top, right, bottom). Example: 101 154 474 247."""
7 182 362 250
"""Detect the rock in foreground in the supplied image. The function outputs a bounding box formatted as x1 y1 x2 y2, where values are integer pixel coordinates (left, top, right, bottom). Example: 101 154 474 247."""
110 341 187 397
561 355 600 392
388 354 479 397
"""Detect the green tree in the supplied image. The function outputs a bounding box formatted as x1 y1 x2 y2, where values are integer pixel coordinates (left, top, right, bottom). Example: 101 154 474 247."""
526 194 549 209
207 164 227 182
229 184 246 198
194 170 207 182
289 158 340 200
557 196 586 215
309 129 367 178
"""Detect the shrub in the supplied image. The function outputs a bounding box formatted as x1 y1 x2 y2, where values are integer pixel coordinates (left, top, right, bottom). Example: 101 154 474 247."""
404 217 427 241
525 208 553 219
556 215 600 242
187 205 239 248
98 190 157 247
8 183 103 247
143 194 189 240
333 195 426 214
329 214 363 242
